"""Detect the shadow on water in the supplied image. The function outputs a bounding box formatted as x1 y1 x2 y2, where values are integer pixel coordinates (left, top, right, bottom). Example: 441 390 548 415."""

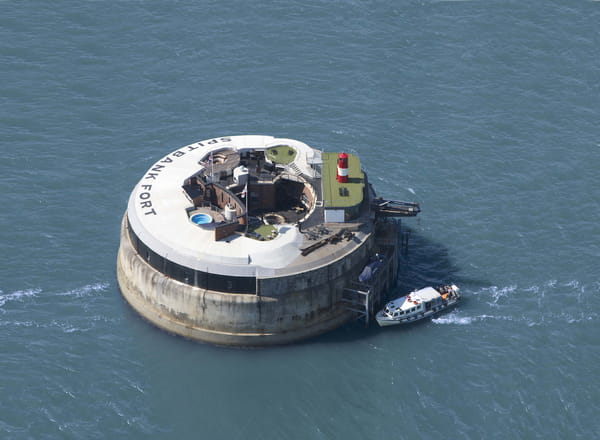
396 230 491 292
310 228 492 346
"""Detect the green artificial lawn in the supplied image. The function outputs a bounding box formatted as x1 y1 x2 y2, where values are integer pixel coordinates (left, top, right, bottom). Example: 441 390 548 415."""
321 152 364 208
265 145 297 165
248 223 278 240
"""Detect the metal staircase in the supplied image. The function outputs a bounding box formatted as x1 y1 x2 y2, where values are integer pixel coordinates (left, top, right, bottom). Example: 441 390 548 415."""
287 162 303 176
341 219 402 326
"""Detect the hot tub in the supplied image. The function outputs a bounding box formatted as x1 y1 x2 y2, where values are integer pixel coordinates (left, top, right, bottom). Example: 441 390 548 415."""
190 213 213 225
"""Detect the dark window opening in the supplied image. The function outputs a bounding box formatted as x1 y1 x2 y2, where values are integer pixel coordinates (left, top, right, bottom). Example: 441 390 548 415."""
126 217 256 294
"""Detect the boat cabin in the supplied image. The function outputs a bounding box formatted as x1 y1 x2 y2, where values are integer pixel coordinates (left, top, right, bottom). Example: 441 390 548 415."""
383 287 447 319
376 284 461 327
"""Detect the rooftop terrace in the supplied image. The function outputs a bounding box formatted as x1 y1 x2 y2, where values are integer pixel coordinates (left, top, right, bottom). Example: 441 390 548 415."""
321 152 364 209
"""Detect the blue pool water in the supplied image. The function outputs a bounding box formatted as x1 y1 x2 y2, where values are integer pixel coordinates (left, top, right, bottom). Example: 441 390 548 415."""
191 213 213 225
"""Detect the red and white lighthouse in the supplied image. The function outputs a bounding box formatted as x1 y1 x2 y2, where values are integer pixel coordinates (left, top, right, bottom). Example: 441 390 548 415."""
336 152 349 183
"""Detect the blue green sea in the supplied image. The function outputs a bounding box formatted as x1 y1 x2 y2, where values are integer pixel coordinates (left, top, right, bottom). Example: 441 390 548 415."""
1 1 599 438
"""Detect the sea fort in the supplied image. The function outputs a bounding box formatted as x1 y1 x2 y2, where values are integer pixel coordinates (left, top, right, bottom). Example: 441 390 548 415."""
117 135 419 346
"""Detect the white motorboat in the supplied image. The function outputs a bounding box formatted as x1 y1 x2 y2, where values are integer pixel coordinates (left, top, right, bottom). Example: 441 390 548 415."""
375 285 460 327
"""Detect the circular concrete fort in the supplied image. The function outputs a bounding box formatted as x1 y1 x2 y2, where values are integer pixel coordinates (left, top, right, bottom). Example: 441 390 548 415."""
117 135 419 346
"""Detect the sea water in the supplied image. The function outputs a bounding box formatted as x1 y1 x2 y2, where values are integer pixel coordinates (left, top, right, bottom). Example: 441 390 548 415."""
1 1 599 438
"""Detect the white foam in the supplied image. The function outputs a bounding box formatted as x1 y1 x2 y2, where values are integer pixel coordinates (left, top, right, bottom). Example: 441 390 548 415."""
472 285 517 307
56 282 109 298
434 316 472 325
0 282 109 313
50 319 92 333
432 312 472 325
433 312 514 325
0 288 41 307
476 314 514 322
565 280 580 289
0 319 36 327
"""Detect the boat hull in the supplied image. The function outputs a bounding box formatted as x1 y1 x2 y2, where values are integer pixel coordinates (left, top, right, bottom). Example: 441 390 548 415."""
375 299 460 327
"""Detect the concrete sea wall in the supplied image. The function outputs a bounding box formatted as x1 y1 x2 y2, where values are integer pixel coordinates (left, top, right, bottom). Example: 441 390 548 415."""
117 215 374 346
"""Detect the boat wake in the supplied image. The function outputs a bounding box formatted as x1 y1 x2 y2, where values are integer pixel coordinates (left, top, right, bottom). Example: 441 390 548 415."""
56 282 110 298
432 311 514 325
431 312 472 325
0 283 109 308
431 278 599 326
0 283 112 333
0 288 42 308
